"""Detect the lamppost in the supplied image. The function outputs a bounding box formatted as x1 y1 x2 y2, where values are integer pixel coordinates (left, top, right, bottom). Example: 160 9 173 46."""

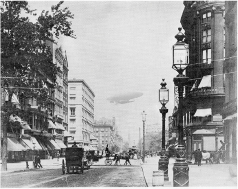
141 111 146 163
172 27 189 187
158 79 169 181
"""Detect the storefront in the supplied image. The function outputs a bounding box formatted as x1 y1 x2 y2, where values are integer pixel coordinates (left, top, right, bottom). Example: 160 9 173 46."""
7 137 30 162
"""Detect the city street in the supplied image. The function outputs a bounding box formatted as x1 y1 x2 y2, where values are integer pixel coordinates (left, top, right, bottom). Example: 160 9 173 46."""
1 158 146 188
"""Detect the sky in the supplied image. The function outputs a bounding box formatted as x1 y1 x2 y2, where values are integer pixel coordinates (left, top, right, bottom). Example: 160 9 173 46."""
28 1 185 145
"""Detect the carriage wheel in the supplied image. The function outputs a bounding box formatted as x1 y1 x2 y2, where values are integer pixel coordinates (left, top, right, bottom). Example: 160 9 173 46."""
105 159 112 166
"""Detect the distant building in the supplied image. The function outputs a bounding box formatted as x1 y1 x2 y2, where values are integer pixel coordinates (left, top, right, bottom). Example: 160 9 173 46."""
93 117 115 150
68 79 95 147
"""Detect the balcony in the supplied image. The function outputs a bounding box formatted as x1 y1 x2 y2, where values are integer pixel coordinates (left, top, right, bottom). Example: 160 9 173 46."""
188 87 225 98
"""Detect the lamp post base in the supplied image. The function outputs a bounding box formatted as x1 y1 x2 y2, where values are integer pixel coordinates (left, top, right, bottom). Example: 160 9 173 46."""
158 155 169 181
173 145 189 187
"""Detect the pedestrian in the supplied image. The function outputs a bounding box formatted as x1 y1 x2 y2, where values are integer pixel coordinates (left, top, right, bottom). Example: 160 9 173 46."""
105 144 110 160
219 140 227 162
36 155 43 168
197 149 202 166
124 153 131 165
193 150 198 165
56 151 60 161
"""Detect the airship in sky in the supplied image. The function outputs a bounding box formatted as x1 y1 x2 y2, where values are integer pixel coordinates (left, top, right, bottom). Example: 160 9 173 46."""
107 92 143 104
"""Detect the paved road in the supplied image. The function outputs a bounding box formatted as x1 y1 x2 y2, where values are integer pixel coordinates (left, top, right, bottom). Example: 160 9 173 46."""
1 165 147 187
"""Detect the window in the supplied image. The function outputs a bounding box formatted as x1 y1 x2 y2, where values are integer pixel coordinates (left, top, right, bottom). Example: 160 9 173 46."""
202 29 211 43
69 131 76 134
202 12 211 23
202 49 211 64
70 97 76 100
70 119 75 124
70 87 76 90
70 107 75 116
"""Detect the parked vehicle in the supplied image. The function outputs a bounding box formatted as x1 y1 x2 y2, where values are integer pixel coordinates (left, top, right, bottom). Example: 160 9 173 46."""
62 147 86 174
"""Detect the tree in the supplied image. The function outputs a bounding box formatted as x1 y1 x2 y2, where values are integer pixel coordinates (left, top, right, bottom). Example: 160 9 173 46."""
122 141 130 152
145 131 162 152
1 1 75 171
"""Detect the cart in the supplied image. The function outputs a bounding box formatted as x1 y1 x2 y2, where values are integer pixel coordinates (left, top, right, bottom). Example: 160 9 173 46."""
62 147 85 174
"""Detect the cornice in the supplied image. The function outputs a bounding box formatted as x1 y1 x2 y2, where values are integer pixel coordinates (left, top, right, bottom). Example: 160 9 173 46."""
195 1 225 11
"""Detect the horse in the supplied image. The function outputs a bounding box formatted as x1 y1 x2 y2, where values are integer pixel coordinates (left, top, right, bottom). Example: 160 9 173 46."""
210 150 223 164
202 151 213 164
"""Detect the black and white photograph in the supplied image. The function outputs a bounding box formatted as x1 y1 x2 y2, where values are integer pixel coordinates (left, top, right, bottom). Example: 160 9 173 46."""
1 0 237 188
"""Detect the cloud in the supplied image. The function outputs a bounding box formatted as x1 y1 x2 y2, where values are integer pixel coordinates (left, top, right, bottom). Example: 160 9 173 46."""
107 92 143 104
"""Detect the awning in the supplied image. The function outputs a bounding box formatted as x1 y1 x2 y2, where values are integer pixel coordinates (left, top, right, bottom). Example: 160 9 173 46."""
7 138 28 151
48 120 57 129
190 80 197 91
36 138 48 151
31 137 43 150
90 135 98 140
193 129 216 135
63 130 72 137
19 139 31 150
48 139 61 150
11 93 20 105
194 108 211 117
55 139 67 149
21 121 31 130
168 137 176 141
198 75 211 88
55 122 65 131
224 113 237 121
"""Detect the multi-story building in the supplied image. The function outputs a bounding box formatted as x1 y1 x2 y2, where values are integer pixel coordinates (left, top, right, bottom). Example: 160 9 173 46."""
53 47 68 146
175 1 226 157
2 43 69 162
93 117 115 151
223 1 237 163
68 79 95 147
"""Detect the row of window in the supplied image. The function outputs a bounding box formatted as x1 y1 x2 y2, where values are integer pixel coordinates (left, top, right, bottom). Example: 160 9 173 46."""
94 128 110 132
200 12 225 64
82 96 94 111
82 87 94 103
82 108 94 120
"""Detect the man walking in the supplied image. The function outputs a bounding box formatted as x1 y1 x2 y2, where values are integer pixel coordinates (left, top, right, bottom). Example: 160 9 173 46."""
35 155 43 168
197 149 202 166
193 149 198 165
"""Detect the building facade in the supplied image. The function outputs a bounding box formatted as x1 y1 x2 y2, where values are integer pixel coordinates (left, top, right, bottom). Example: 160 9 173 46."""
1 44 68 162
93 117 115 151
68 79 95 147
176 1 226 157
223 1 237 163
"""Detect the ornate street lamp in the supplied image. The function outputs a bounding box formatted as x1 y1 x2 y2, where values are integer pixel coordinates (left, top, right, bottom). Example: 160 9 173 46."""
141 111 146 163
158 79 169 181
172 27 189 187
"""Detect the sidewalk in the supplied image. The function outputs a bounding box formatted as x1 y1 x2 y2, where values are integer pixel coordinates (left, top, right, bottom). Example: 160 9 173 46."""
1 157 64 174
140 156 237 187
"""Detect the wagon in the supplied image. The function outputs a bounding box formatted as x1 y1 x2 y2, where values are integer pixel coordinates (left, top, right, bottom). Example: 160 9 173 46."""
62 147 85 174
